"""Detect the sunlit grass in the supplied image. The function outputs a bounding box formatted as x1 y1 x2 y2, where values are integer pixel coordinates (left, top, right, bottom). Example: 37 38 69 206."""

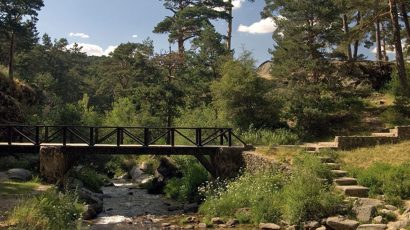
254 146 301 163
0 178 42 195
339 141 410 169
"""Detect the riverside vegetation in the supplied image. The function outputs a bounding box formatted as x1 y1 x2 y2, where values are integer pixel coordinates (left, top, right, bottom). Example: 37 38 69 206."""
1 0 410 229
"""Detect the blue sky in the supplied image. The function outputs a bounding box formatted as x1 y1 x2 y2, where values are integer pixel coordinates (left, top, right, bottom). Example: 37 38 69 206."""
36 0 384 65
36 0 276 65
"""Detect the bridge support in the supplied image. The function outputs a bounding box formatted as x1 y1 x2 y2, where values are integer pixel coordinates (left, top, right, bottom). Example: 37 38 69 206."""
39 146 80 183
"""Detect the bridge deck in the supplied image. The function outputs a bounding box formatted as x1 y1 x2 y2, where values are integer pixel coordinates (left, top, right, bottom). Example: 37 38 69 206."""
0 142 245 155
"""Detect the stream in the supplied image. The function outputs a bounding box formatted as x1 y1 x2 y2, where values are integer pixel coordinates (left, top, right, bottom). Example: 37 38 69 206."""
90 180 186 230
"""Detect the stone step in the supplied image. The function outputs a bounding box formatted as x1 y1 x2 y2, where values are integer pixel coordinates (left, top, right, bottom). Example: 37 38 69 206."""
319 156 335 163
325 163 340 170
336 185 369 198
317 142 338 147
331 170 348 178
333 177 358 186
317 146 339 152
371 133 396 137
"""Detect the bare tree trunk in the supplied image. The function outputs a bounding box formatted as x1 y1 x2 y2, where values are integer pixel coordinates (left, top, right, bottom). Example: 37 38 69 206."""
353 11 361 60
8 32 16 80
390 0 409 94
400 2 410 39
343 14 352 60
226 0 233 51
382 22 389 61
177 36 184 54
376 20 383 61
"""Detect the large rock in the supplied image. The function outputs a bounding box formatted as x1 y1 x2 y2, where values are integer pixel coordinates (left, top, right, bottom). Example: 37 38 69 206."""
357 224 387 230
7 168 32 181
326 216 359 230
353 205 377 223
78 188 103 214
129 166 144 181
356 198 384 207
156 157 182 179
259 223 281 229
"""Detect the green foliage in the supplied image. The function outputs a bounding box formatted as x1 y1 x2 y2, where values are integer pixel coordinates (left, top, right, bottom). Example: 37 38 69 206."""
8 189 84 230
353 163 410 203
239 127 300 146
164 156 209 202
380 96 410 126
211 53 281 129
71 167 108 193
200 154 342 225
104 97 138 126
282 155 341 224
199 169 284 224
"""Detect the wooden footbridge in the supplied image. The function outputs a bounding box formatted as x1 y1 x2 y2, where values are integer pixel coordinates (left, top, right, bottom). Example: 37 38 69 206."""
0 125 249 155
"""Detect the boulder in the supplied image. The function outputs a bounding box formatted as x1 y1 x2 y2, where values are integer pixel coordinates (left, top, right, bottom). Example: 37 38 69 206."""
78 187 103 216
140 162 154 173
211 217 224 225
7 168 33 181
156 157 182 179
259 223 281 229
387 220 409 229
384 205 398 211
226 219 239 227
304 221 320 229
357 224 387 230
198 223 207 228
326 216 360 230
354 205 377 223
82 203 101 220
129 166 144 181
357 198 384 207
374 216 383 224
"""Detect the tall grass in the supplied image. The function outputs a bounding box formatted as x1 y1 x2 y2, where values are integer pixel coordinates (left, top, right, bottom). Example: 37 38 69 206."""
240 128 300 146
199 154 342 225
8 189 85 230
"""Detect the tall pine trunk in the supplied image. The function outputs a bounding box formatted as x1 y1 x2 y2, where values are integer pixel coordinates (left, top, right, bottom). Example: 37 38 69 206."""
226 0 233 51
400 2 410 39
353 11 361 60
177 36 184 54
376 21 383 61
390 0 409 94
342 14 352 60
382 22 388 61
8 32 16 80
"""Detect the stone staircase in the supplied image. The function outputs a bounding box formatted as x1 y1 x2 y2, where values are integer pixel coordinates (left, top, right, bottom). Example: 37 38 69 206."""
319 156 369 198
303 126 410 152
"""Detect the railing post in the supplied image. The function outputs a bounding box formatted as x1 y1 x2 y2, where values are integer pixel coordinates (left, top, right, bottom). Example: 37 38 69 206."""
196 128 202 147
170 128 175 146
95 128 99 144
144 128 150 147
228 129 232 147
220 128 224 145
89 127 94 146
120 128 124 145
44 126 49 142
7 126 12 145
62 127 67 146
116 128 122 147
35 126 40 145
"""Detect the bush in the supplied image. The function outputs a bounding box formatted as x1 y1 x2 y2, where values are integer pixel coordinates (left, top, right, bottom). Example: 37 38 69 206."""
8 189 85 230
282 155 342 224
72 166 108 193
164 156 209 202
199 154 342 225
354 163 410 204
199 169 284 224
240 128 300 146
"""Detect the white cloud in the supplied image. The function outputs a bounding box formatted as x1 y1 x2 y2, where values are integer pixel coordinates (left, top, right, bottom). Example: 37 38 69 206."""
67 43 117 56
69 32 90 39
132 34 138 38
215 0 245 11
238 18 277 34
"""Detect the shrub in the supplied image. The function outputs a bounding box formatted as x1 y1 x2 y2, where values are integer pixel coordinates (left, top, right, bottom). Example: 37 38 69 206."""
72 167 108 193
354 163 410 203
8 189 85 230
199 154 343 225
199 169 285 224
164 156 209 202
240 128 300 146
282 155 342 224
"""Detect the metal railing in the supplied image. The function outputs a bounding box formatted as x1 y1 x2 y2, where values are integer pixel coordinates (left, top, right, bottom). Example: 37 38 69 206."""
0 125 247 147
